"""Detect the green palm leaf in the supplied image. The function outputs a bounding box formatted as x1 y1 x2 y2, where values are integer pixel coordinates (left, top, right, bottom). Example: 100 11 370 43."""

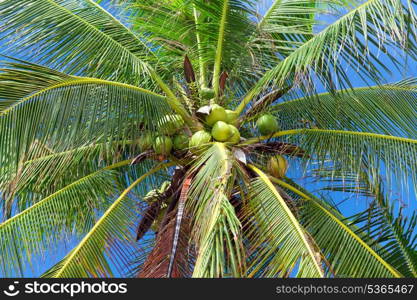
236 0 417 114
42 162 174 278
272 177 403 277
0 138 140 216
189 143 245 277
0 0 416 279
355 203 417 277
0 65 170 180
316 167 417 277
18 139 135 188
245 128 417 196
0 58 72 111
0 160 131 277
246 165 324 278
0 0 156 85
292 129 417 193
270 80 417 137
249 0 323 60
228 1 334 95
212 0 230 98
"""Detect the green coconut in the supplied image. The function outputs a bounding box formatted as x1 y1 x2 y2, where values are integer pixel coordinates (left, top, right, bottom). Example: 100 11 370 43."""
267 155 288 178
256 114 279 135
189 130 212 150
200 87 215 101
227 125 241 144
205 104 227 126
158 114 184 135
153 136 173 155
138 132 153 151
225 109 239 126
173 134 189 150
211 121 232 142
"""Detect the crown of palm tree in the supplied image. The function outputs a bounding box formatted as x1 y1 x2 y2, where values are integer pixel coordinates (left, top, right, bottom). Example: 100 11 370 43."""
0 0 416 278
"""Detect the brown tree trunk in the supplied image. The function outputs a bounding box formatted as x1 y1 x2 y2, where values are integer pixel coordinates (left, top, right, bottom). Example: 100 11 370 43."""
137 176 192 278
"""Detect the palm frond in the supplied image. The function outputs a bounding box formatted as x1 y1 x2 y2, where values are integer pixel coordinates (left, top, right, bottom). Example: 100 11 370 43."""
0 57 72 111
246 0 322 63
245 165 324 277
0 160 129 277
236 0 417 114
0 0 158 85
42 162 174 278
212 0 230 98
270 80 417 137
188 143 245 277
0 139 137 212
0 0 416 279
192 2 208 88
128 0 255 88
316 166 417 277
355 202 417 277
256 0 319 39
192 0 255 79
228 0 329 96
245 128 417 196
273 177 403 277
293 129 417 194
0 63 170 182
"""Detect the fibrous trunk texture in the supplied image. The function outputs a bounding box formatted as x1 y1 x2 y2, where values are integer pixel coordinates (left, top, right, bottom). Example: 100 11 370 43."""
137 177 192 278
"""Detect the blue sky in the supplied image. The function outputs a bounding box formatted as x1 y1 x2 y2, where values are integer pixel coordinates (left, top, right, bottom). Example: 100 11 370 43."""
0 0 416 277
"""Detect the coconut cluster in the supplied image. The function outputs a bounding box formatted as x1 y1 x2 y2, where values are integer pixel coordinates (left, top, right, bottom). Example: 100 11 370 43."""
189 104 241 152
137 100 281 158
139 114 188 155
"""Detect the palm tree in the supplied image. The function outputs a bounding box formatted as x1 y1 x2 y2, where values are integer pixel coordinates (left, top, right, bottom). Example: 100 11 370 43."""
0 0 416 278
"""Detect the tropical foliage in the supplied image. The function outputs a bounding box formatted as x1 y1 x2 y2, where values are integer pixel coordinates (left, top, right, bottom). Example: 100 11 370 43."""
0 0 416 278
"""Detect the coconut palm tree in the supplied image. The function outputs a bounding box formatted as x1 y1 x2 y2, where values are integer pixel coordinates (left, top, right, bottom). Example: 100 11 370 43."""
0 0 416 278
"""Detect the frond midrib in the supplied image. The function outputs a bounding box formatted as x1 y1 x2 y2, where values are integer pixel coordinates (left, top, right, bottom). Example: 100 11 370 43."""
53 162 175 278
242 128 417 145
273 84 417 109
0 159 131 230
235 0 381 115
0 77 165 117
86 0 156 58
213 0 230 98
249 164 324 277
45 0 152 64
270 177 403 278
